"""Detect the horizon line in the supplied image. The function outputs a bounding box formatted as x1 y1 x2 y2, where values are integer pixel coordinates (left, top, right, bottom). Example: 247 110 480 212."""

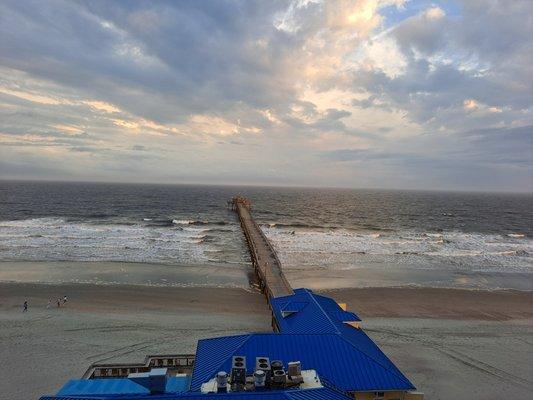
1 177 532 195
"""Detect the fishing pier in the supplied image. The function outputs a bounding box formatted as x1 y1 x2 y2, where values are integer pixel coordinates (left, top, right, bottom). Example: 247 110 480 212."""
231 196 293 300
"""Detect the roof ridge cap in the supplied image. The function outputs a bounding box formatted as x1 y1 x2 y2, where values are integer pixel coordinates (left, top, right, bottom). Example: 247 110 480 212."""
306 290 342 335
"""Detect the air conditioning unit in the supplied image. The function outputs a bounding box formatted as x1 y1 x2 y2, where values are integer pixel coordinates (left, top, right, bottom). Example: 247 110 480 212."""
253 369 267 389
272 369 287 385
255 357 271 384
216 371 228 393
288 361 301 377
231 356 246 388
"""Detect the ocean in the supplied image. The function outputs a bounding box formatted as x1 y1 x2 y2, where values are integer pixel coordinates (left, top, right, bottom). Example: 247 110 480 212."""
0 181 531 290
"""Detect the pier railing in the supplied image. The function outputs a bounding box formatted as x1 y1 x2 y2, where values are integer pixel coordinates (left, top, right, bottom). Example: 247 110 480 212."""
82 354 195 379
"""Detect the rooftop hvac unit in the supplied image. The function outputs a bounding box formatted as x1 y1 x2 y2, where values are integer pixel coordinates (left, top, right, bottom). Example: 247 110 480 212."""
288 361 301 377
270 360 283 372
255 357 271 384
216 371 228 393
288 361 303 384
231 356 246 388
253 369 266 389
272 369 287 385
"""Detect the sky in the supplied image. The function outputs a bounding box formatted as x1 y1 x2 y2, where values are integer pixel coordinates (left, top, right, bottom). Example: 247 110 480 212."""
0 0 532 192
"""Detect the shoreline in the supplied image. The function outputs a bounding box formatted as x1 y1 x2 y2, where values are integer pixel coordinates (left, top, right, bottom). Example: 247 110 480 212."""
2 281 532 321
1 260 532 292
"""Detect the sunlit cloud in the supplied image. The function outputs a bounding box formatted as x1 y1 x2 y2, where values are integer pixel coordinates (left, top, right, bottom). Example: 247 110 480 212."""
0 87 65 105
463 99 479 111
52 124 85 135
83 101 121 114
424 7 445 20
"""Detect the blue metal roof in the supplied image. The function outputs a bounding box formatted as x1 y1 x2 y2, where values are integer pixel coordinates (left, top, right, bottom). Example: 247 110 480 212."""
270 288 411 384
191 333 415 392
271 289 361 335
280 301 309 314
190 387 351 399
331 310 360 322
41 386 351 400
56 376 189 396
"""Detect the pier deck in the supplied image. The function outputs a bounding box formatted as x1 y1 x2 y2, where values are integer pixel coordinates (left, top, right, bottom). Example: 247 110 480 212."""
232 197 293 299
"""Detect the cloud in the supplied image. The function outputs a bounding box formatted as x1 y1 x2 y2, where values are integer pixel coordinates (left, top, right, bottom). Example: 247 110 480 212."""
83 101 122 114
0 0 531 191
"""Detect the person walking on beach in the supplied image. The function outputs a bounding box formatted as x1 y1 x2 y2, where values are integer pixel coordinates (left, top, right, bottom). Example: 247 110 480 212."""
63 295 68 305
57 298 61 308
23 300 28 312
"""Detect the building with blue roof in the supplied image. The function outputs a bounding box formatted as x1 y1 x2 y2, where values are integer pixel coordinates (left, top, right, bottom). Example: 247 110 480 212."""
191 333 414 395
269 288 415 387
271 288 362 334
39 288 422 400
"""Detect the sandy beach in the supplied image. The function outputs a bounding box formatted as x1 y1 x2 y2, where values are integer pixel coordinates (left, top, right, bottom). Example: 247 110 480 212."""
1 281 532 400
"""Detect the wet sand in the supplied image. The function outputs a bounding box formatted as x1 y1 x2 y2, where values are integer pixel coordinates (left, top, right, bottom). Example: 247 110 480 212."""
324 287 533 321
0 282 532 399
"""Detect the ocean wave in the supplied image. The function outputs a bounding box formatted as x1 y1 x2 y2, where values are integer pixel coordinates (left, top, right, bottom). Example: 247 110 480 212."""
0 217 243 265
172 219 227 226
263 226 533 272
145 218 228 228
263 222 333 230
0 217 66 228
172 219 195 225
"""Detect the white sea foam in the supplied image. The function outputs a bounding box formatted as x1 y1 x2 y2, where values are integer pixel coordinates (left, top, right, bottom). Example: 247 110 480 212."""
0 218 242 265
263 226 533 273
172 219 195 225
